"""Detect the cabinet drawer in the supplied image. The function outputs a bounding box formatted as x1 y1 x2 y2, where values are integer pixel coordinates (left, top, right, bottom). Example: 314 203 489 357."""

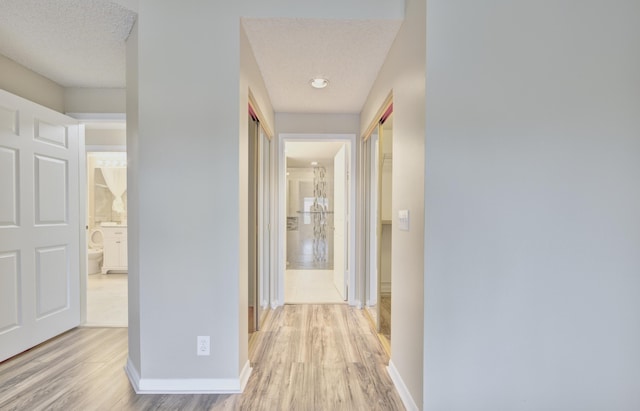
101 227 127 239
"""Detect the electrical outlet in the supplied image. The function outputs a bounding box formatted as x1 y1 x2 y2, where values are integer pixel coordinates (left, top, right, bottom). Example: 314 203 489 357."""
197 336 210 356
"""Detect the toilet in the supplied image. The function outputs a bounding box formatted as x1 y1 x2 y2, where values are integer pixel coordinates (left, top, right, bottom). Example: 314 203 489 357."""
88 228 104 274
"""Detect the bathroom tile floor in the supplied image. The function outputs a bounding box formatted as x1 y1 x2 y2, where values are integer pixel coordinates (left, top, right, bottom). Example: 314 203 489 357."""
285 269 345 303
86 273 128 327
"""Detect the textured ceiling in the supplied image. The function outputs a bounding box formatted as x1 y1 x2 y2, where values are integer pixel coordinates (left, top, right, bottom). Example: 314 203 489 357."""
243 18 402 113
0 0 136 87
0 2 401 114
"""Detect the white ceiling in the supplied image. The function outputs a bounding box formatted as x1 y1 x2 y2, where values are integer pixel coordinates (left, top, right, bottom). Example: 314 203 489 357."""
0 1 401 114
242 18 402 113
286 141 345 168
0 0 136 88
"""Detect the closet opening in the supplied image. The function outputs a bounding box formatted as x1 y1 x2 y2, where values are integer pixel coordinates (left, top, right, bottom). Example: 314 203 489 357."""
362 99 393 351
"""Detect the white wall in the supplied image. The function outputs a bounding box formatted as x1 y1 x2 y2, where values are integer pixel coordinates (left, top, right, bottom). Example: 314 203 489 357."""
0 54 64 112
424 1 640 409
85 128 127 146
360 0 425 407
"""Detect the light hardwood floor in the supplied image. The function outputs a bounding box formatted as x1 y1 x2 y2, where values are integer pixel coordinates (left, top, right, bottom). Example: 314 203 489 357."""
0 305 405 410
380 293 391 343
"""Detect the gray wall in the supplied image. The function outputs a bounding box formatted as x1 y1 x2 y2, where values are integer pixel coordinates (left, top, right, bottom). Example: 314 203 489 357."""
129 1 247 382
0 55 126 115
65 87 126 114
125 20 141 378
423 1 640 409
0 54 64 112
126 0 404 389
361 0 426 407
276 113 360 135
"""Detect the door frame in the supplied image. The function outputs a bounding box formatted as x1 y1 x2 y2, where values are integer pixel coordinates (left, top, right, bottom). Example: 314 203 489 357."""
332 144 348 299
67 112 126 327
248 97 275 330
81 144 126 325
256 124 272 326
276 133 358 306
76 112 127 326
359 95 393 330
248 113 273 331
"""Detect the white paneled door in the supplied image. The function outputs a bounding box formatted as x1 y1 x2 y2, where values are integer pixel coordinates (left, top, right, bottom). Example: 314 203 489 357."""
333 144 347 300
0 90 82 361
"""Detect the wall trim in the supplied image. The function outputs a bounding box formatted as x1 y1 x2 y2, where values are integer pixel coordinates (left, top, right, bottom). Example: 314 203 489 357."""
239 360 252 391
125 357 142 392
66 112 126 121
85 145 126 152
361 91 393 140
125 357 253 394
248 90 273 139
387 360 419 411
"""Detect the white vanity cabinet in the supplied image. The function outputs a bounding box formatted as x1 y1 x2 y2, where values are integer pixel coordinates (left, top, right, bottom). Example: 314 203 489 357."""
101 226 127 273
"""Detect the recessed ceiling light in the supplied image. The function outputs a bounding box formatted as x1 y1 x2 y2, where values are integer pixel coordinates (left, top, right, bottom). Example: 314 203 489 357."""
309 78 329 89
311 161 318 166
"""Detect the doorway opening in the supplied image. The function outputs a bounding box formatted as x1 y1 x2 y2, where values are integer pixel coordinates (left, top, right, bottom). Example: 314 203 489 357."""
83 120 128 328
85 150 128 327
278 134 356 305
362 100 393 350
248 104 274 338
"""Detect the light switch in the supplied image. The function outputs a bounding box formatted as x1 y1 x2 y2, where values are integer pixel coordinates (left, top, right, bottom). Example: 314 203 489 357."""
398 209 410 231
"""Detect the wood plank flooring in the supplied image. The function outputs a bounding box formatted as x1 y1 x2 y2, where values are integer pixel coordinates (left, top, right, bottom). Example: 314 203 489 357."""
0 305 405 410
380 293 392 342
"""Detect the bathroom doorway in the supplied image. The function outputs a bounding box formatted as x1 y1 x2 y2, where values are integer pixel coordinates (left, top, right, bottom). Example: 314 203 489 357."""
85 151 128 326
278 134 356 305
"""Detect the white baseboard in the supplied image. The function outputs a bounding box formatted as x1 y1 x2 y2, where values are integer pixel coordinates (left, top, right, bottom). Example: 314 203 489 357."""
239 360 252 391
125 358 142 392
381 281 392 294
387 360 419 411
125 357 253 394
